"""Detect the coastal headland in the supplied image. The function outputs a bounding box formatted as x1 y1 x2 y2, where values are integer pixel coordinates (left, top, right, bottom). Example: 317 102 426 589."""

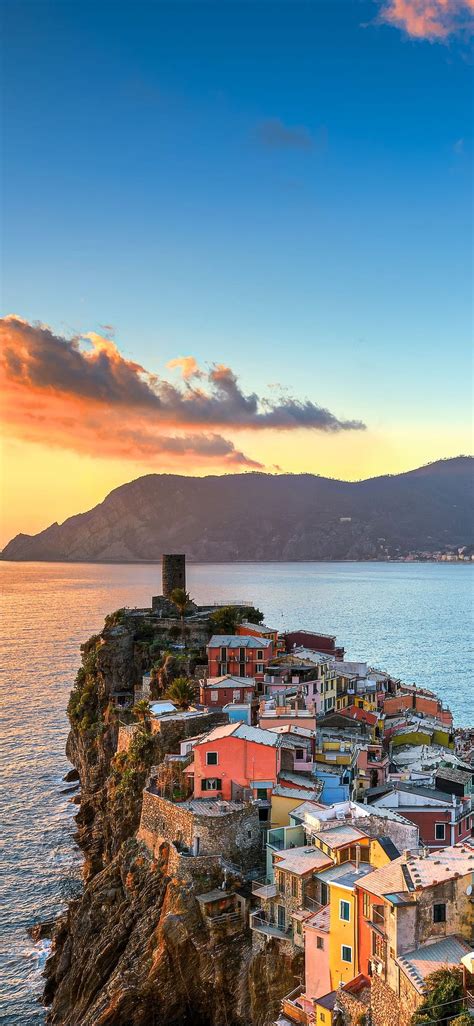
42 557 474 1026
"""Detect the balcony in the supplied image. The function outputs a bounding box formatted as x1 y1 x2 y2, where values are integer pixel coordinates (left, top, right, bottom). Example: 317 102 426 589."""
250 910 292 940
370 907 386 930
281 986 313 1025
251 880 278 900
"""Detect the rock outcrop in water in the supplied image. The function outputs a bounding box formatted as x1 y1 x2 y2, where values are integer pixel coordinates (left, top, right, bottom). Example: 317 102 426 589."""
44 612 302 1025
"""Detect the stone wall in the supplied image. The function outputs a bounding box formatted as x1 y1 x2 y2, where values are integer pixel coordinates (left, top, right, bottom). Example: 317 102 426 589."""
353 810 419 852
116 723 139 754
370 974 402 1026
150 709 227 753
137 790 263 872
336 985 370 1026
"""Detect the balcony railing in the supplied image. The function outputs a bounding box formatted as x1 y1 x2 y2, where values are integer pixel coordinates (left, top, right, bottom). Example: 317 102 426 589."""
370 908 386 928
281 986 312 1025
301 894 323 914
251 881 278 900
250 911 292 940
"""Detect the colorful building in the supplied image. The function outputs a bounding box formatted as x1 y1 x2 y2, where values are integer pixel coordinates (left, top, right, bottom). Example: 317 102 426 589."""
199 674 256 708
190 721 292 815
207 634 273 680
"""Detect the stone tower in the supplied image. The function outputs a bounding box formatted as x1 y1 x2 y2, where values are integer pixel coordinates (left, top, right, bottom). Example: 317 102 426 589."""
162 554 186 598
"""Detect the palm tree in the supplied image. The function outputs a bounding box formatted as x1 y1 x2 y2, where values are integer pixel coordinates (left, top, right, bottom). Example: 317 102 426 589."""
170 588 191 647
165 676 196 710
132 699 151 729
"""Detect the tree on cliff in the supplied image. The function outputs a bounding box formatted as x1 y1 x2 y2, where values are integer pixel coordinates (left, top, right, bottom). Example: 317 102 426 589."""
165 676 196 709
210 604 265 634
151 651 186 697
132 699 151 729
170 587 191 646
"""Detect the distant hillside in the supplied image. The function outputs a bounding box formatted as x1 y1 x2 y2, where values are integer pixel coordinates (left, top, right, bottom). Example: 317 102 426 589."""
2 457 473 563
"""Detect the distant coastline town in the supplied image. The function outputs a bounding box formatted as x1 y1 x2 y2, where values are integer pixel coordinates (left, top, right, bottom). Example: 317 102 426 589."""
45 553 474 1026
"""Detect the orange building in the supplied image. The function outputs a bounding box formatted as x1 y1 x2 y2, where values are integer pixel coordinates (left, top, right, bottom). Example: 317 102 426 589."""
190 722 291 809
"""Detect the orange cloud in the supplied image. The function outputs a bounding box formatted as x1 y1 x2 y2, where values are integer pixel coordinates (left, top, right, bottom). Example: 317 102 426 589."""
0 315 365 471
166 355 203 380
379 0 474 40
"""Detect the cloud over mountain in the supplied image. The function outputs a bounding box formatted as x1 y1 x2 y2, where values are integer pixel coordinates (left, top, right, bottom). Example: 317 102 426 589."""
0 315 365 469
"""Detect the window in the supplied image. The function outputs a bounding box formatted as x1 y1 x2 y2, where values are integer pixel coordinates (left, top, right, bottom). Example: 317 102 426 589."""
256 787 268 800
201 778 221 791
239 647 246 662
340 900 350 922
291 876 298 897
295 748 305 760
210 691 218 702
258 807 269 822
240 663 246 676
206 751 218 765
320 1015 326 1023
317 936 324 950
433 903 446 923
458 820 462 835
232 689 241 701
257 650 264 661
341 945 352 963
256 664 264 673
363 892 370 918
320 882 328 906
220 647 227 661
296 921 302 935
435 822 446 841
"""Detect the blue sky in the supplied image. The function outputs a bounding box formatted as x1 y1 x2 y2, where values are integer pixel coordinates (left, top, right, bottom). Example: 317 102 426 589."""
1 0 473 542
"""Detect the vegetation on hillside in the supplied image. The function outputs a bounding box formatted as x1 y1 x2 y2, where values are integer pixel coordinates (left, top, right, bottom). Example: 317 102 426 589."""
411 968 464 1026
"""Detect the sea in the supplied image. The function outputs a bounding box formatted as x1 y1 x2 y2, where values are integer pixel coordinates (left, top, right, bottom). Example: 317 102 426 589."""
0 560 472 1025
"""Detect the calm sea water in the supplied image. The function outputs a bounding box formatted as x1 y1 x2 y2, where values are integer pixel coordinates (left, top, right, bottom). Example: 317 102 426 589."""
0 560 472 1024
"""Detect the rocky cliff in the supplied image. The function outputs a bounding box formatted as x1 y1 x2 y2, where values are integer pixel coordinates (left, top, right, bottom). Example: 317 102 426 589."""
44 616 302 1025
4 457 473 563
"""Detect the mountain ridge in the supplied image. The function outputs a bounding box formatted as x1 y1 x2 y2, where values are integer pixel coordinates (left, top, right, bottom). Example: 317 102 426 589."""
3 456 473 563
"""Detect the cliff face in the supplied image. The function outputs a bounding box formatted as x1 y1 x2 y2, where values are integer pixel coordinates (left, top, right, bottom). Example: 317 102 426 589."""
45 837 302 1026
44 618 301 1025
3 457 473 562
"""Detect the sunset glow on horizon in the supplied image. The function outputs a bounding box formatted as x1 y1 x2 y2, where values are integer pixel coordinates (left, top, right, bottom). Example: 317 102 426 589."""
1 0 472 548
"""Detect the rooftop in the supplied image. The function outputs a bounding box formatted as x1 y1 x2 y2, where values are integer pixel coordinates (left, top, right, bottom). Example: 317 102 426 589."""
268 724 315 738
359 841 474 897
305 904 330 932
208 634 273 649
150 700 178 716
196 721 289 748
176 797 248 817
315 991 338 1012
316 861 366 886
340 706 379 726
313 823 367 848
274 845 332 877
203 674 255 689
272 784 322 800
331 863 375 889
435 766 472 785
397 935 473 993
240 620 277 633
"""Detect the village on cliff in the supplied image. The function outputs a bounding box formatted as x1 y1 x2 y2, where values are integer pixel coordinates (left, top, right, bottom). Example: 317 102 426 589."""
105 555 474 1026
